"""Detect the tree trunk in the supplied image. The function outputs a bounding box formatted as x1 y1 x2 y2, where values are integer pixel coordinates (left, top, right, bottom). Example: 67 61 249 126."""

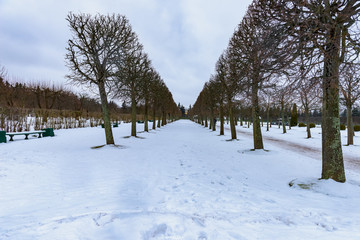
131 94 137 137
210 109 216 131
144 99 149 132
152 103 156 130
205 116 208 128
98 80 114 144
161 110 166 126
157 114 161 128
287 114 291 130
305 105 311 139
321 27 345 182
252 82 264 149
281 102 286 134
266 105 270 132
229 102 237 139
346 104 353 145
220 102 224 135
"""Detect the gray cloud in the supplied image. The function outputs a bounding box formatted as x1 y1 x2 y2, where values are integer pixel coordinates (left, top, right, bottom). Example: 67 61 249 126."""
0 0 252 106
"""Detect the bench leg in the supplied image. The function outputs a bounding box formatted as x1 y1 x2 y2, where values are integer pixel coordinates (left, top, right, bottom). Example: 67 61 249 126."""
38 133 42 138
9 135 14 141
25 134 29 140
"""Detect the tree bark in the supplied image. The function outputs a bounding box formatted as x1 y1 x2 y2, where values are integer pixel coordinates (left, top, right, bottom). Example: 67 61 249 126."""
157 113 161 128
252 82 264 149
212 114 216 131
98 80 114 144
152 103 156 130
229 102 237 139
281 102 286 134
346 104 354 145
131 93 137 137
266 105 270 132
287 114 291 130
305 105 311 139
321 27 345 182
144 99 149 132
220 102 224 135
161 110 166 126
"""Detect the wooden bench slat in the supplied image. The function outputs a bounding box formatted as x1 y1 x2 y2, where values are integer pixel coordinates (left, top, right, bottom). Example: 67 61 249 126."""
6 131 46 141
6 131 45 135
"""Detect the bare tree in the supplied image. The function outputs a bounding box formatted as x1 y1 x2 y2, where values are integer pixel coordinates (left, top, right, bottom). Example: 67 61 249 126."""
229 1 293 149
213 65 226 135
149 74 164 130
0 64 7 81
205 77 221 131
114 44 151 137
65 13 136 145
0 65 7 107
264 0 360 182
141 68 157 132
215 53 240 140
224 48 247 139
340 62 360 145
273 84 294 134
297 73 321 139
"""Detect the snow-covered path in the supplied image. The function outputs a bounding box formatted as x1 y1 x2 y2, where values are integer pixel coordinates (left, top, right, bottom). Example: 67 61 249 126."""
225 125 360 171
1 120 360 239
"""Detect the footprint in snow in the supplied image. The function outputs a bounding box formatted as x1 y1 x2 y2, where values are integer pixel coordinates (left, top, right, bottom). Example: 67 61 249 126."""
142 223 168 240
198 231 208 240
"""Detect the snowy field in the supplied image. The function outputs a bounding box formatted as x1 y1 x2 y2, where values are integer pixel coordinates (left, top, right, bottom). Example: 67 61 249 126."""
1 119 360 240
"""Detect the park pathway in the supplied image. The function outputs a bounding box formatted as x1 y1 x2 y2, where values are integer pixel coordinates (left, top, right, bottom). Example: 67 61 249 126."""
224 125 360 172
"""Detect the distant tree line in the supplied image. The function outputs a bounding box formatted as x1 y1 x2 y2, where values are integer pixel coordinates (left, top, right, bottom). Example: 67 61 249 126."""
0 67 128 132
190 0 360 183
0 78 106 113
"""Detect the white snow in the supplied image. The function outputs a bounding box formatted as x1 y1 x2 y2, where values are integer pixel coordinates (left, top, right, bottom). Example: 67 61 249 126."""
1 120 360 240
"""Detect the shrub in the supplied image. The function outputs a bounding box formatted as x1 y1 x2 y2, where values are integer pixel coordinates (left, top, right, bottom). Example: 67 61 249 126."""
290 103 298 126
340 124 346 130
298 122 306 127
354 125 360 132
309 123 316 128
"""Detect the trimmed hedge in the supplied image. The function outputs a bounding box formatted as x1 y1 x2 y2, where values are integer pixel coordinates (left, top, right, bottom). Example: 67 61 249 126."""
354 125 360 132
340 124 346 130
298 122 315 128
298 122 306 127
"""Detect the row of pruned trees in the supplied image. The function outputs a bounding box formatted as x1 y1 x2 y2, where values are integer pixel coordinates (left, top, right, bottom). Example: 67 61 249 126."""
190 0 360 183
65 13 179 145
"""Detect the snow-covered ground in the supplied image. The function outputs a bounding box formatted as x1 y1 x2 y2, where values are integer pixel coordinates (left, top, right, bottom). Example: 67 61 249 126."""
231 122 360 159
1 120 360 240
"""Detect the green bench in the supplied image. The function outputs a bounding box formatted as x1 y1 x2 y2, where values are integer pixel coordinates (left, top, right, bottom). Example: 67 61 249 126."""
101 123 119 128
0 128 54 143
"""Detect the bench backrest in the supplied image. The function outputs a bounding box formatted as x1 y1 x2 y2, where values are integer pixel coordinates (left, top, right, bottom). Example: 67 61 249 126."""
0 131 6 143
42 128 55 137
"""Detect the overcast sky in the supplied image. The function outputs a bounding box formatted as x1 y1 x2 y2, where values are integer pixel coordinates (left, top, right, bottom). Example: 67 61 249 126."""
0 0 252 107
